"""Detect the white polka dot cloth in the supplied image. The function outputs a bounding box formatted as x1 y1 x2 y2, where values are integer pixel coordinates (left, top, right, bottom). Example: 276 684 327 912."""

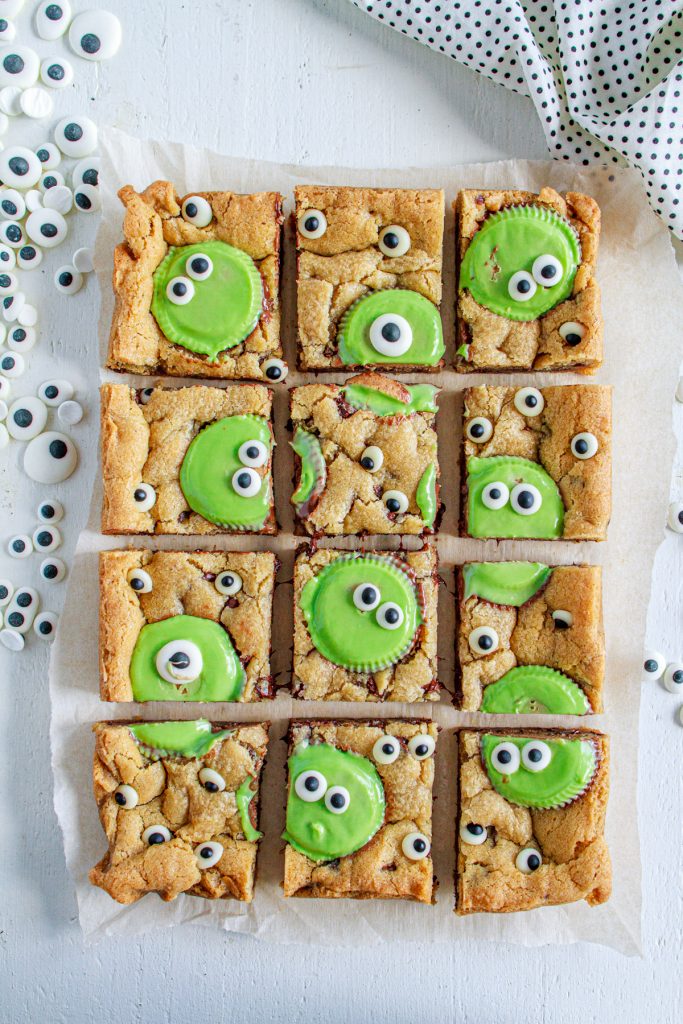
351 1 683 238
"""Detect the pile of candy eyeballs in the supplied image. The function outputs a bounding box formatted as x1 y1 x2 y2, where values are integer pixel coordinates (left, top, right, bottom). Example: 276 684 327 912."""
0 376 80 479
642 650 683 727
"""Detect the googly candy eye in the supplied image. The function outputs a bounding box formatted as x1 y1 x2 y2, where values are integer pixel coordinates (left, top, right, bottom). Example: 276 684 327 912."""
214 570 243 596
114 784 138 809
294 770 327 802
325 786 350 814
0 46 40 88
142 825 171 846
508 270 537 302
7 534 32 558
0 351 24 377
181 195 212 227
0 243 15 269
402 832 431 861
514 387 545 417
44 185 73 215
73 184 100 213
666 502 683 534
532 253 563 286
559 321 585 347
195 841 223 868
466 417 493 443
17 246 42 271
378 224 411 258
570 432 598 460
32 525 61 553
460 822 488 846
6 396 47 440
137 387 153 406
232 467 262 497
516 847 542 874
490 741 520 774
34 611 57 640
297 208 327 239
166 276 194 305
155 639 203 684
360 445 383 472
383 490 409 515
38 499 64 523
23 431 78 483
0 18 15 42
68 9 122 61
372 735 400 765
468 625 499 655
2 290 25 321
127 568 153 593
521 740 552 772
133 483 156 512
40 556 66 583
19 85 53 120
0 221 23 248
38 379 73 406
39 57 74 89
353 582 380 612
55 265 83 295
199 768 226 793
552 609 573 629
408 734 435 761
26 208 68 249
663 663 683 694
54 116 98 158
0 579 13 607
0 270 16 293
238 439 268 468
263 357 288 382
186 253 213 281
0 188 25 219
510 482 542 515
481 481 509 510
35 2 72 41
0 146 42 188
376 602 404 631
35 141 60 169
72 157 99 188
10 322 35 348
369 313 413 357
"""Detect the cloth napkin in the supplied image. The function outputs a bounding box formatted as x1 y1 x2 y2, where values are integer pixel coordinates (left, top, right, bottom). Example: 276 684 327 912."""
350 0 683 239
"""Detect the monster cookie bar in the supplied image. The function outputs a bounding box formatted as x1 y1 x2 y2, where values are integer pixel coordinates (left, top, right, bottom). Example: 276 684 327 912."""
101 383 276 536
100 550 277 702
89 719 269 904
295 185 445 370
290 372 441 536
107 181 285 382
456 729 611 914
457 562 604 713
293 545 439 702
462 384 611 541
455 187 602 372
283 719 437 902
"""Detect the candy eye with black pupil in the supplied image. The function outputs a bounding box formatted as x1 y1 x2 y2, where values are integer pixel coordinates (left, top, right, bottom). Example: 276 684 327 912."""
510 483 542 516
40 57 74 89
18 247 42 272
514 387 544 416
0 147 42 189
232 467 262 497
559 321 585 346
468 625 499 655
377 602 404 630
353 583 380 611
667 502 683 534
55 266 83 295
181 196 212 227
40 557 66 583
36 3 72 41
0 188 25 219
72 157 100 189
466 417 492 443
263 357 288 382
460 822 488 846
482 481 509 510
68 10 122 62
24 431 78 483
0 271 17 294
552 609 573 629
156 640 203 684
26 208 68 248
32 525 61 553
133 483 156 512
369 313 412 356
114 784 138 809
9 326 37 352
215 571 243 596
295 770 326 802
378 225 411 258
571 432 598 460
508 270 537 301
238 439 268 468
166 276 194 305
0 244 16 270
360 445 383 472
1 352 24 377
516 847 542 874
663 663 683 694
142 825 171 846
643 649 666 679
38 379 73 406
491 741 520 774
521 740 552 772
127 568 153 594
139 387 154 405
532 254 562 285
408 734 435 760
7 396 47 440
383 490 409 515
74 184 101 213
198 768 226 793
297 208 327 239
186 253 213 281
402 832 431 860
372 736 400 765
325 786 350 814
195 841 223 868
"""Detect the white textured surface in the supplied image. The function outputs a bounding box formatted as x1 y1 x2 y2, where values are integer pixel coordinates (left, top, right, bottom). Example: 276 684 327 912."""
0 2 681 1022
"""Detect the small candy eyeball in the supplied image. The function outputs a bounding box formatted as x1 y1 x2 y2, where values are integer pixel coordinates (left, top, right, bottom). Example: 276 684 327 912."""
35 2 72 41
214 570 243 597
181 195 212 227
166 276 194 305
376 601 404 631
13 321 36 346
0 146 42 188
0 19 15 42
0 46 40 88
408 734 435 761
34 611 57 640
36 142 60 169
372 735 401 765
73 184 100 214
8 534 32 558
532 253 563 286
68 9 122 61
156 639 203 684
663 663 683 695
353 582 380 612
198 767 226 793
0 579 13 606
570 432 598 460
482 481 509 510
32 525 61 553
0 187 25 219
642 650 666 679
294 770 327 802
378 225 411 258
468 625 499 655
195 841 223 868
508 270 537 301
552 609 573 629
40 556 66 583
133 483 156 512
54 265 83 295
38 379 73 406
490 741 520 774
40 57 74 89
186 253 213 281
44 184 73 215
369 313 413 356
72 158 100 189
521 740 552 772
114 783 138 809
73 246 95 274
0 351 24 377
0 220 23 248
17 246 43 271
7 396 47 440
263 357 288 382
26 208 68 249
297 208 327 239
510 482 542 516
559 321 585 346
238 439 268 468
23 431 78 484
402 831 431 861
142 825 172 846
19 84 54 120
514 386 545 417
0 243 15 269
516 847 542 874
2 290 25 321
38 498 63 523
232 467 262 497
383 489 409 515
466 416 493 443
325 785 350 814
58 400 83 426
667 501 683 534
0 270 17 294
54 116 98 158
0 627 24 651
127 568 153 594
138 387 154 405
460 821 488 846
360 445 383 472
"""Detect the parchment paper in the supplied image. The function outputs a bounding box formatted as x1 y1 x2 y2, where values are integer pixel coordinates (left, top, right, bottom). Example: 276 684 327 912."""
49 128 683 953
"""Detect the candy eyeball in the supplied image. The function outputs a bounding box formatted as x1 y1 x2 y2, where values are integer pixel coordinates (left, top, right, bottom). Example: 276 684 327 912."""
0 46 40 88
369 313 413 356
490 741 520 774
133 483 156 512
34 612 57 640
215 570 243 597
7 396 47 440
552 609 573 629
40 57 74 89
17 246 42 271
559 321 586 346
166 276 194 305
0 18 15 42
232 467 262 497
0 220 23 247
402 831 431 861
9 324 35 350
127 568 153 594
38 498 64 523
17 308 37 333
0 188 25 219
383 489 409 515
468 625 499 655
667 501 683 534
324 784 351 815
0 579 13 606
186 253 213 281
460 821 488 846
0 146 42 188
238 439 268 468
68 10 122 62
532 253 563 286
0 351 24 377
181 195 212 227
55 265 83 295
378 225 411 258
663 663 683 694
155 639 203 684
142 824 171 846
516 847 542 873
0 270 16 293
521 740 552 772
360 445 383 472
2 290 25 320
372 735 400 765
40 556 66 583
0 243 15 269
8 534 32 558
482 481 509 510
72 157 99 188
23 431 78 483
466 416 493 443
195 841 223 868
38 379 73 405
138 387 153 405
36 142 60 169
510 482 542 515
571 432 598 460
508 270 537 302
353 582 380 612
297 208 327 239
26 208 68 249
294 769 327 802
114 783 138 809
408 733 435 761
263 357 288 382
514 386 545 417
35 2 72 41
376 601 404 630
54 116 98 158
32 525 61 553
198 767 226 793
73 184 100 213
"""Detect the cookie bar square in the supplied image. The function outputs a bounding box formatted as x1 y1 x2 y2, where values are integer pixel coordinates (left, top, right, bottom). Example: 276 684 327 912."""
295 185 445 370
293 545 439 702
455 187 602 372
99 549 277 702
106 181 284 381
89 719 269 904
283 719 437 902
462 384 611 541
101 383 276 536
456 562 604 713
456 729 611 914
290 372 441 536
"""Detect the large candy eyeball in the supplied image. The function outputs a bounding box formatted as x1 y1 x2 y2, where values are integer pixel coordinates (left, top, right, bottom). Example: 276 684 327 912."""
186 253 213 281
0 270 17 293
166 276 194 305
155 639 203 684
570 432 598 460
138 387 153 405
325 786 350 814
508 270 537 302
460 821 488 846
8 534 32 558
0 46 40 88
17 246 42 271
0 146 42 188
263 357 288 382
73 184 100 213
198 767 226 793
32 525 61 553
521 740 552 772
114 783 138 809
26 208 68 249
552 609 573 630
468 625 499 655
516 847 542 874
663 663 683 694
383 489 409 515
353 582 380 612
667 501 683 534
40 57 74 89
238 439 268 468
466 417 493 443
0 351 24 377
360 445 383 472
68 10 122 61
33 611 58 641
0 188 25 219
40 556 66 583
55 265 83 295
490 741 520 774
54 115 97 157
38 379 73 405
39 170 66 193
35 2 72 41
559 321 586 347
369 313 413 356
376 602 404 630
297 208 327 239
510 482 542 516
181 195 212 227
408 734 435 761
72 157 100 189
195 841 223 868
24 431 77 483
142 824 172 846
7 396 47 440
372 735 400 765
0 244 16 269
127 568 153 593
482 481 509 510
232 467 262 497
379 225 411 258
532 253 563 286
294 770 326 802
0 220 23 247
133 483 156 512
402 832 431 861
514 386 544 417
214 570 243 597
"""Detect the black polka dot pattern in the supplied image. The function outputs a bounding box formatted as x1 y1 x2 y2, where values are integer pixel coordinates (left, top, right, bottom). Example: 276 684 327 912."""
352 0 683 238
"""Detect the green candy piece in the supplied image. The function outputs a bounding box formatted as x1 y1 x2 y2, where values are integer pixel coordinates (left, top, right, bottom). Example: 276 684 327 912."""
481 734 597 809
236 777 263 841
128 720 232 758
342 381 438 417
179 414 272 529
151 241 263 359
291 427 326 515
460 205 580 322
337 290 444 366
416 463 438 528
463 561 552 606
481 666 589 715
466 456 564 539
129 614 246 702
283 743 385 861
300 553 421 673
